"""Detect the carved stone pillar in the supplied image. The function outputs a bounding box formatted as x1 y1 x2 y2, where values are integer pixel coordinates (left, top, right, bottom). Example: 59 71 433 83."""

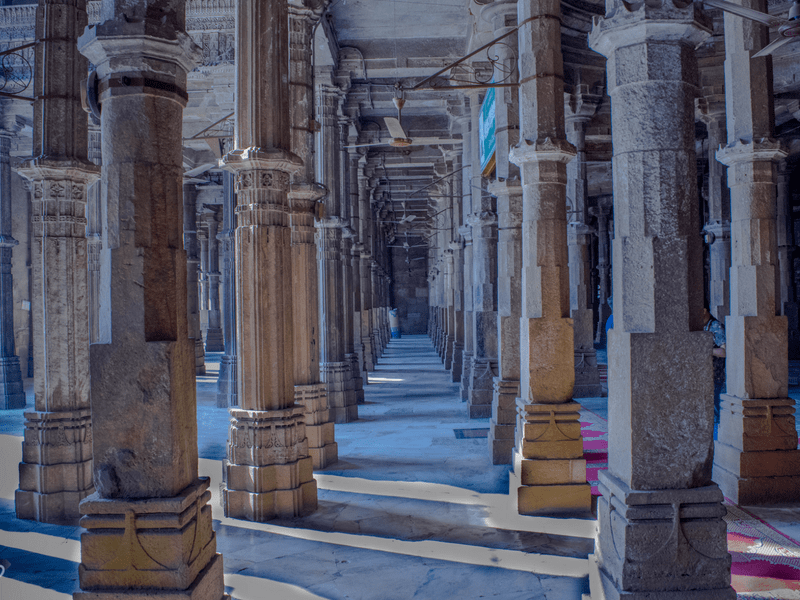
77 0 228 594
87 126 103 345
459 219 474 401
590 197 612 346
566 95 602 397
701 111 731 322
713 0 800 505
508 0 589 515
218 0 317 520
216 171 237 408
198 219 209 341
776 159 799 357
14 0 99 523
0 131 24 411
590 1 734 597
289 1 336 467
184 183 206 375
203 206 224 352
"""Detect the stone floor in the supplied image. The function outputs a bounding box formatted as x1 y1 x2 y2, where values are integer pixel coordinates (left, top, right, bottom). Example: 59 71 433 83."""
0 336 595 600
2 337 800 599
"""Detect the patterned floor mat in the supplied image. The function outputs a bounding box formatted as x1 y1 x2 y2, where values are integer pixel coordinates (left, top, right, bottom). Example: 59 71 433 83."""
579 406 800 599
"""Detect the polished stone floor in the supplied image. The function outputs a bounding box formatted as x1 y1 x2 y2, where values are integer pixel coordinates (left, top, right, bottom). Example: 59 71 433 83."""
0 336 596 599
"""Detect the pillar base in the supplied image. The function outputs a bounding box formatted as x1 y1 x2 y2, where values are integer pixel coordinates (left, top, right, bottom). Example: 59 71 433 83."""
0 355 25 409
16 408 94 524
511 399 590 514
75 478 226 599
450 342 463 382
489 378 518 465
205 327 224 353
295 383 338 469
460 352 473 401
595 471 734 599
713 394 800 504
222 406 318 520
216 354 237 408
573 348 603 398
195 338 206 376
322 361 358 423
467 357 497 418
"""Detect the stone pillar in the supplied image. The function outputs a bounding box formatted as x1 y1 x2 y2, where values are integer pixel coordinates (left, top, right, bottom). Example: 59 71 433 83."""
216 171 237 407
14 0 99 523
713 0 800 504
203 207 224 352
184 183 206 375
76 0 228 595
460 111 474 399
450 152 465 382
566 96 602 397
0 132 24 410
358 173 375 373
217 0 317 521
289 1 336 467
701 111 731 322
590 1 734 597
466 88 499 418
508 0 589 515
87 126 103 345
590 197 612 346
198 221 209 339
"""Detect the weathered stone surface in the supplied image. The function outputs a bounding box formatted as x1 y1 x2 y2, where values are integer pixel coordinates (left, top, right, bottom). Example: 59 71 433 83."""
216 172 237 408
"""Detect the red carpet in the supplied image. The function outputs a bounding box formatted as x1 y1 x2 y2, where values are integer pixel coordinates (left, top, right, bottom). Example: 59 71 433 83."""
580 409 800 599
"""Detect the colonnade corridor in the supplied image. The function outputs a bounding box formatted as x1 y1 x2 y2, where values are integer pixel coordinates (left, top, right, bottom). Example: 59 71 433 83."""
0 335 594 599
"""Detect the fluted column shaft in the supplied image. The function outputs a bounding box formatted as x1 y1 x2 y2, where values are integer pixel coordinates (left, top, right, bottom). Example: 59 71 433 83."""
590 2 733 597
15 0 99 524
713 0 800 505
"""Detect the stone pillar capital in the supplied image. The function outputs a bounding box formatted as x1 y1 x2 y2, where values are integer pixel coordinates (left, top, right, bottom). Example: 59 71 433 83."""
716 138 787 167
509 137 576 167
316 215 346 229
568 220 594 245
289 182 326 213
487 177 522 198
589 3 712 62
79 24 200 104
222 147 303 177
458 224 473 243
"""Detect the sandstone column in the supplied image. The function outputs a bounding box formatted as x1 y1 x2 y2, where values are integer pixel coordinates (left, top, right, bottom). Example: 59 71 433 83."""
203 206 224 352
701 108 731 321
216 171 237 407
0 131 24 410
184 183 206 375
289 0 337 468
318 79 357 424
466 89 499 418
15 0 99 523
566 92 602 397
217 0 317 520
508 0 589 515
86 125 103 345
590 196 612 346
77 0 228 594
590 1 734 597
713 0 800 504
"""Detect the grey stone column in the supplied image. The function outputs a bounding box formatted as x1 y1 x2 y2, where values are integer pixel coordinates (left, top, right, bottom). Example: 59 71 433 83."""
289 2 336 467
15 0 99 524
701 110 731 321
466 87 499 418
590 197 612 346
86 125 103 345
590 2 734 597
713 0 800 504
198 220 209 340
0 133 24 411
77 0 228 594
508 0 589 515
566 96 602 397
358 170 375 373
216 171 237 408
459 223 474 400
218 0 317 521
203 206 224 352
183 182 206 375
